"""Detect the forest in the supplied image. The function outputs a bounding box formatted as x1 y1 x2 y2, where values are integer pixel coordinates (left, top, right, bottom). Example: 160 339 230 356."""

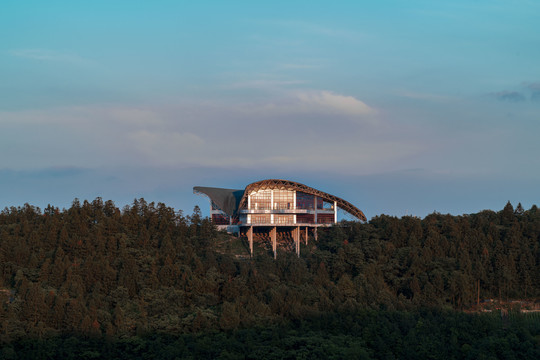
0 198 538 359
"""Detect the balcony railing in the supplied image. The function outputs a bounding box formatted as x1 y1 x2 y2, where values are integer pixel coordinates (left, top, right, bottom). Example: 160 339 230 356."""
240 208 334 214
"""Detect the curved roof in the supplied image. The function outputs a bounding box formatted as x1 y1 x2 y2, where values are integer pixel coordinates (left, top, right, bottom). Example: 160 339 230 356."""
193 186 244 217
239 179 366 221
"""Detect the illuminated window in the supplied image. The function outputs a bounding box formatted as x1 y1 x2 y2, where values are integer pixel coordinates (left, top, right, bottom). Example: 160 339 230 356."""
274 215 294 224
250 190 271 210
251 214 271 224
273 189 294 210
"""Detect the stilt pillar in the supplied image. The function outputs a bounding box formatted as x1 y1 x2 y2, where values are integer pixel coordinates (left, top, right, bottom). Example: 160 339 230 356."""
271 226 277 259
305 227 308 245
294 226 300 257
248 226 253 257
314 227 318 241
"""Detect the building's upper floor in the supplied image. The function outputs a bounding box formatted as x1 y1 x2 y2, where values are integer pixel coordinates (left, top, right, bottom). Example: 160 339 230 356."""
194 179 366 228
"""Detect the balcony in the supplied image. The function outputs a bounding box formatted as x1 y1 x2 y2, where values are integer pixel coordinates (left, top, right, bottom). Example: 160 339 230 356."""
239 208 334 214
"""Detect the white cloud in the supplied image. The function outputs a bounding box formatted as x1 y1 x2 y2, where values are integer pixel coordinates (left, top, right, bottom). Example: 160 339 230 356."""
294 90 376 116
0 95 413 175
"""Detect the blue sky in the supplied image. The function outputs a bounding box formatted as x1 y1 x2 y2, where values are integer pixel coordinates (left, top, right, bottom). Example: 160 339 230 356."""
1 0 539 218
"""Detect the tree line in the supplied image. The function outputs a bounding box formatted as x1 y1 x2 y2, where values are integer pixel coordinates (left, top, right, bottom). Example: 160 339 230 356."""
0 198 538 358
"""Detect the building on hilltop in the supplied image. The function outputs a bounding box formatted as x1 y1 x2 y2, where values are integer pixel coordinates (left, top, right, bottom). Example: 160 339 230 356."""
194 179 366 258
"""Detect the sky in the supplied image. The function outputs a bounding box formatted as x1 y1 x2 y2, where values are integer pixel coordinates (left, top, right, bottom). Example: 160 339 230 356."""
1 0 539 219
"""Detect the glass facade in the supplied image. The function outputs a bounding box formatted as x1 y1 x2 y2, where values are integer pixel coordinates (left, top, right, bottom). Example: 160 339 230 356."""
317 213 334 224
245 189 335 225
250 214 271 224
273 189 294 210
296 192 324 210
211 214 229 225
296 214 314 223
274 215 294 224
296 191 313 210
250 189 272 210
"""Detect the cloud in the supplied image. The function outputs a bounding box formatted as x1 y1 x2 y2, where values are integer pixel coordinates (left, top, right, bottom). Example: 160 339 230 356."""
489 82 540 103
294 90 376 116
490 91 526 102
0 105 170 169
201 88 377 125
525 82 540 91
524 82 540 101
8 48 93 65
127 130 205 166
0 93 401 175
0 105 160 128
396 90 454 102
107 107 163 127
3 92 522 190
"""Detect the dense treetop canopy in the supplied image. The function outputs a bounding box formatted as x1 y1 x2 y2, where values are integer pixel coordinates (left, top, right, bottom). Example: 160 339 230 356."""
0 198 538 358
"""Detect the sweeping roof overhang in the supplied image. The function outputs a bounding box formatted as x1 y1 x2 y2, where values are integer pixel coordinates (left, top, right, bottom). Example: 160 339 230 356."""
194 179 366 222
239 179 367 222
193 186 244 217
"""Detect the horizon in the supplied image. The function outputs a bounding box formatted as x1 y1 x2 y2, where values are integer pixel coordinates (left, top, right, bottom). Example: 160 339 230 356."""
1 179 534 222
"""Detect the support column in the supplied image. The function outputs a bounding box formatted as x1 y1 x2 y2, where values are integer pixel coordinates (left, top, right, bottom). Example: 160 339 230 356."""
334 201 338 224
305 227 308 245
293 190 297 224
314 227 318 241
294 226 300 257
271 190 274 225
314 196 318 225
248 226 253 257
292 227 297 256
271 226 277 259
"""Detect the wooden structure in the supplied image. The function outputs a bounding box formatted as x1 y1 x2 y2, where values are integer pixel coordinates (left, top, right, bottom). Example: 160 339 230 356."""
194 179 366 258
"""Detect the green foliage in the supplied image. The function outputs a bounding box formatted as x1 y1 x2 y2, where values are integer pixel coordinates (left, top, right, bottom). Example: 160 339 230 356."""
4 311 539 359
0 199 538 358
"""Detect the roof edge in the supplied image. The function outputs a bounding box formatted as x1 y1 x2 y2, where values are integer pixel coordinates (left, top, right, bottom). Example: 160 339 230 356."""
238 179 366 221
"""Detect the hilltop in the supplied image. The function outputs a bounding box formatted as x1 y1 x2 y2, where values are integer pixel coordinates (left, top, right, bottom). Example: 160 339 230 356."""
0 198 538 358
